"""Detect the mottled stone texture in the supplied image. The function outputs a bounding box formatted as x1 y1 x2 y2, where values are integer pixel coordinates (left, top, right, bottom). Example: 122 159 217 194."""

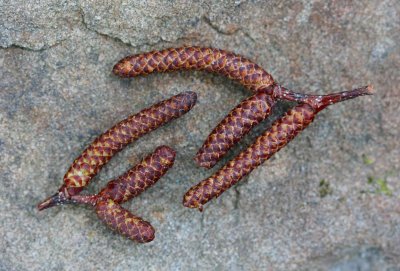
1 0 399 270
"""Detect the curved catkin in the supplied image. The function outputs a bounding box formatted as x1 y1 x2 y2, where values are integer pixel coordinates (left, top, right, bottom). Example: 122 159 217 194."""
195 91 275 169
61 91 197 196
98 145 176 203
113 46 275 92
184 103 316 210
96 199 155 243
113 47 356 105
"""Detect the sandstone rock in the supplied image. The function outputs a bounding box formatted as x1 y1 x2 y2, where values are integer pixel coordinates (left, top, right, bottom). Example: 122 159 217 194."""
1 0 399 270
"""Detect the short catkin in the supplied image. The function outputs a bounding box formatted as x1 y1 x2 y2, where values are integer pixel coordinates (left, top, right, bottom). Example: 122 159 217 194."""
98 145 176 203
96 199 155 243
195 90 275 169
183 86 373 210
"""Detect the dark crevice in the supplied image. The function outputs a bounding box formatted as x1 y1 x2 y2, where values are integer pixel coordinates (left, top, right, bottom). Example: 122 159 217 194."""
77 7 200 49
2 8 244 52
202 15 240 36
0 41 65 52
76 7 133 48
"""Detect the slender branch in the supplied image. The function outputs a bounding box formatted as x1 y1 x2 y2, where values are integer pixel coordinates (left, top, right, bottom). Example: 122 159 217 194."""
267 84 373 111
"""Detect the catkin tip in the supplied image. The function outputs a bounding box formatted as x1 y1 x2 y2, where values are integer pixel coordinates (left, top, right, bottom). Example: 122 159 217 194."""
183 91 198 104
112 60 132 77
140 226 156 243
155 145 176 155
112 62 122 75
366 85 374 95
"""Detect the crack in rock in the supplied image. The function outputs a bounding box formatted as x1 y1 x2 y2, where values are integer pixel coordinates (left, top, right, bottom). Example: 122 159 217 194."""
1 1 247 51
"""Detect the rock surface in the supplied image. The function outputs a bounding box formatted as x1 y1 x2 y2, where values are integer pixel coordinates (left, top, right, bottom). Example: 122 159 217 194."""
1 0 399 270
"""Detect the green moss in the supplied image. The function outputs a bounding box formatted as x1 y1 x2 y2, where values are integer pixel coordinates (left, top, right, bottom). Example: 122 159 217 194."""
366 176 393 196
319 179 333 198
375 178 393 196
362 154 375 165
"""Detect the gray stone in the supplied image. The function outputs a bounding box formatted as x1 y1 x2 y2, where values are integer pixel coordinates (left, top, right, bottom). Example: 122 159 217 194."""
0 0 399 270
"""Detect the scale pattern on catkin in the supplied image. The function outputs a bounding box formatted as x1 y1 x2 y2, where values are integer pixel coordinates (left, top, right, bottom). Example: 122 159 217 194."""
184 103 316 210
96 199 155 243
113 46 275 92
98 145 176 203
195 91 275 169
62 91 197 195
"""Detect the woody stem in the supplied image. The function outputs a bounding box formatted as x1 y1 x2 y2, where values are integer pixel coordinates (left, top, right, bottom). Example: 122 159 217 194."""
267 84 373 111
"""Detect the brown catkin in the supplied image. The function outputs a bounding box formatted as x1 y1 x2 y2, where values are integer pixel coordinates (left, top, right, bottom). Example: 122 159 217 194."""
96 199 155 243
183 86 373 210
98 145 176 203
46 146 176 243
61 91 196 196
195 91 275 169
113 46 275 93
184 103 316 210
